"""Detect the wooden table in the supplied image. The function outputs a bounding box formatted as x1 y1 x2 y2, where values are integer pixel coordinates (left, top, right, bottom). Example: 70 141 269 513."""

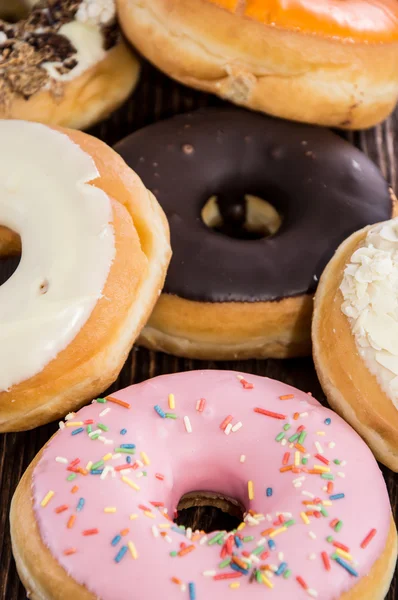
0 59 397 599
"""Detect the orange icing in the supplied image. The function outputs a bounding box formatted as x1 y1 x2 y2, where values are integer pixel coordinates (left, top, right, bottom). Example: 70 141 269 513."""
208 0 398 42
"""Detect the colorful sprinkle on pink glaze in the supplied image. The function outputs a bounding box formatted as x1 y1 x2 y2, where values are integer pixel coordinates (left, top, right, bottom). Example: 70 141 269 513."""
32 371 392 599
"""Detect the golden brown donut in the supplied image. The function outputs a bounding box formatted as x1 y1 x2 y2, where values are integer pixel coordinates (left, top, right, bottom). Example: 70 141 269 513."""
0 1 140 129
313 218 398 472
117 0 398 129
0 120 170 432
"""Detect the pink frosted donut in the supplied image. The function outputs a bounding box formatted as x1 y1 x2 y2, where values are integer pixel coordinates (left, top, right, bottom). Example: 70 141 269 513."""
11 371 397 599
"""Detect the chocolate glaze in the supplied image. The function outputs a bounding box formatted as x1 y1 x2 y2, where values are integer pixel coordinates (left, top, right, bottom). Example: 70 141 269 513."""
114 108 393 303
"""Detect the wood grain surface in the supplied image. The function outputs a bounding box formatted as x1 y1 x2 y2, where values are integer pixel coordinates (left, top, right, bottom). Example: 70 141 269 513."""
0 59 397 599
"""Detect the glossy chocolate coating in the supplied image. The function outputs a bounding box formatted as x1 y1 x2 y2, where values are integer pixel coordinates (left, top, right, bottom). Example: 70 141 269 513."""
115 108 393 303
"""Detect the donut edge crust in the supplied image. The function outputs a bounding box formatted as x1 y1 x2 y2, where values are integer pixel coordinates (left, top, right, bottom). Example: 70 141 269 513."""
0 40 140 130
116 0 398 130
312 224 398 472
9 447 398 600
138 293 313 360
0 126 171 432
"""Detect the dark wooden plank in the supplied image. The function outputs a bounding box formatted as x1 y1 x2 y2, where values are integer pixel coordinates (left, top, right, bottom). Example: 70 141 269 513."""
0 58 397 599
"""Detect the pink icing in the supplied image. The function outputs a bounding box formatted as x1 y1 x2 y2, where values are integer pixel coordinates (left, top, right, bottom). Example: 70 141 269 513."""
32 370 392 599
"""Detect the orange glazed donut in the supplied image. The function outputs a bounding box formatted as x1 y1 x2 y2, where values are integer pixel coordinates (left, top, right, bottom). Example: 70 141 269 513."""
116 0 398 129
0 120 171 432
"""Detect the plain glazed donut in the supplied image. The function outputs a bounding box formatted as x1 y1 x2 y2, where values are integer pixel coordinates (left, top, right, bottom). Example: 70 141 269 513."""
10 370 397 599
114 108 397 360
0 119 170 433
313 218 398 472
116 0 398 129
0 0 140 129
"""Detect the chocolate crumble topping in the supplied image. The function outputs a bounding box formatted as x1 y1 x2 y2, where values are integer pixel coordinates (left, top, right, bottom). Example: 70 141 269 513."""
0 0 119 104
26 32 76 63
102 20 119 51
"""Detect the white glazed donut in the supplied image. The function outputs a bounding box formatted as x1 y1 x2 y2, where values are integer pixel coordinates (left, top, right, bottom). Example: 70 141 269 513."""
0 119 171 432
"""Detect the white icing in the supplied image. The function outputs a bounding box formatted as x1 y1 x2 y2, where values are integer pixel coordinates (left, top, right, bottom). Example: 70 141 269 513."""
43 20 106 82
0 120 115 392
340 218 398 408
76 0 116 26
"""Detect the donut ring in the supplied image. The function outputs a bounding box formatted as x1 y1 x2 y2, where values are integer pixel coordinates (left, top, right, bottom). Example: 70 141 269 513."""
313 218 398 471
11 370 397 600
116 0 398 129
0 120 170 432
0 1 140 129
115 108 396 360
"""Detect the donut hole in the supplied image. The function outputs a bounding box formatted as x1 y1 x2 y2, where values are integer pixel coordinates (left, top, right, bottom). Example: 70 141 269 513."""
174 491 245 533
0 227 21 286
201 194 282 240
0 0 32 22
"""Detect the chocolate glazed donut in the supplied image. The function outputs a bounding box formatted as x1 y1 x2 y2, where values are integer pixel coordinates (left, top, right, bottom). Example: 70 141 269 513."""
115 108 396 360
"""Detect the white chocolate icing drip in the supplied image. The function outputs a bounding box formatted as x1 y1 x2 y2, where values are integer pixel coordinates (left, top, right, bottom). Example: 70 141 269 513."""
0 121 115 392
340 218 398 408
43 20 106 82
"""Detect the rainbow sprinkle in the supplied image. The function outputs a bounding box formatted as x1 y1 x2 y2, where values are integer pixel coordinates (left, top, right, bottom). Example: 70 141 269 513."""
184 416 192 433
361 528 377 549
154 405 166 418
40 490 54 507
188 582 196 599
114 546 128 563
248 481 254 500
254 407 287 420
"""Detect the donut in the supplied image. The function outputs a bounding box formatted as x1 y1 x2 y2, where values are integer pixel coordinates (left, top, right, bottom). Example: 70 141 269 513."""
0 119 170 433
313 217 398 472
116 0 398 129
0 0 36 23
114 108 397 360
0 0 140 129
10 370 397 599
